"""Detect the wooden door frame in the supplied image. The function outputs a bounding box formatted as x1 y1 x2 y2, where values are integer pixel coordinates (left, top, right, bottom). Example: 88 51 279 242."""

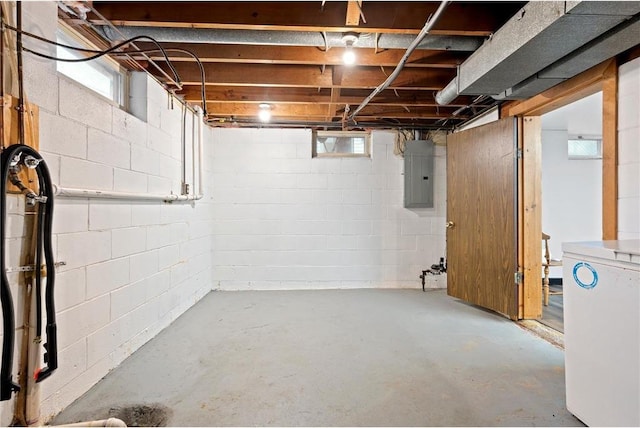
500 58 619 319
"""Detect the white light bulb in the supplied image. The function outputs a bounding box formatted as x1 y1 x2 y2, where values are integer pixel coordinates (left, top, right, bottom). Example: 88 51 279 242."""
343 47 356 66
258 107 271 122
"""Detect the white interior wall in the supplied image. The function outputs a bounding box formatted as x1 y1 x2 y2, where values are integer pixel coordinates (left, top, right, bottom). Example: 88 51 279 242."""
0 2 215 423
618 57 640 240
541 131 603 277
210 128 447 290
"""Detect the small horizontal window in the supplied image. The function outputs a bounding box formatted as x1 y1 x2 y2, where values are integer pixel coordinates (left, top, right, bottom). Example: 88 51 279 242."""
568 137 602 159
312 131 371 158
56 24 125 106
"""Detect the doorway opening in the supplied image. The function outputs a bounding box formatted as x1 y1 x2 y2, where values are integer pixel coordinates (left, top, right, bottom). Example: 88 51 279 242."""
539 92 604 332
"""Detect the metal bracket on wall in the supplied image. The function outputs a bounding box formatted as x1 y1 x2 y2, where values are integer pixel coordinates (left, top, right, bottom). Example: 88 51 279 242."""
5 261 66 274
514 271 524 285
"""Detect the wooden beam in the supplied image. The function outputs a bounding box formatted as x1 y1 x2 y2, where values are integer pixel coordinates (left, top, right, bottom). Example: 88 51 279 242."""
346 1 363 26
205 102 463 120
521 116 542 320
329 66 344 120
91 2 523 36
160 63 454 89
602 59 618 240
178 86 477 106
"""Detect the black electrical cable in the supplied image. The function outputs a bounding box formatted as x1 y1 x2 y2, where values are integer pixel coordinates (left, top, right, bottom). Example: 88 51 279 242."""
34 148 57 384
113 48 208 117
34 192 45 338
2 22 209 117
1 23 182 88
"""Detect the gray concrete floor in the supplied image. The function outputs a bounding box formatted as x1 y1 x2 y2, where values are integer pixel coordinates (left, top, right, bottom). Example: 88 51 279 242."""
53 289 582 427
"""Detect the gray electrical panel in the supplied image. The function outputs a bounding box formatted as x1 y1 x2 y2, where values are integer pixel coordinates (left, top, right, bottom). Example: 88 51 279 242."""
404 140 434 208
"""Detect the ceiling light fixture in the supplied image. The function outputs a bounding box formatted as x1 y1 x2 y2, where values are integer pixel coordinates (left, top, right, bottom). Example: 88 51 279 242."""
342 33 359 66
258 103 272 122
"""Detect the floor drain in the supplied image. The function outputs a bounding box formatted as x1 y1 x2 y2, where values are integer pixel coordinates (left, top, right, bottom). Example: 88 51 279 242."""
106 403 172 427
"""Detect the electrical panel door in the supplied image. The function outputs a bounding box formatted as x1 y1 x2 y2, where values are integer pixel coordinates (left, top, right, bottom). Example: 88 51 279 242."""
404 140 434 208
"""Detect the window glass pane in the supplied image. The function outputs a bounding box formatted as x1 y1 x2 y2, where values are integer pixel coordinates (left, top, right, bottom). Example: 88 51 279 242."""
568 139 602 159
313 132 370 157
56 29 122 104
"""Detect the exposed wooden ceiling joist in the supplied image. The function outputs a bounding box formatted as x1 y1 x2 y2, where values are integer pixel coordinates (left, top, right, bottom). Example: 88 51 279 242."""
59 1 525 128
90 1 523 36
156 63 455 89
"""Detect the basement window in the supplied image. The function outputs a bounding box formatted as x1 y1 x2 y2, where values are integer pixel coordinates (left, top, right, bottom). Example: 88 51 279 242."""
568 137 602 160
312 131 371 158
56 23 126 106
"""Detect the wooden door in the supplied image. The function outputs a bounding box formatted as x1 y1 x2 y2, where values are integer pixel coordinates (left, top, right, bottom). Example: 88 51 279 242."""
446 118 519 318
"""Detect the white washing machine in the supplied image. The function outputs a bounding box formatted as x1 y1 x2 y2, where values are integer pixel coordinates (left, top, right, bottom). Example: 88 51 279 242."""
563 240 640 427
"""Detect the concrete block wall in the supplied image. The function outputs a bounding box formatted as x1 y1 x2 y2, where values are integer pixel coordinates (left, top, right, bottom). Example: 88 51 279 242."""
618 57 640 240
210 128 447 290
0 2 215 424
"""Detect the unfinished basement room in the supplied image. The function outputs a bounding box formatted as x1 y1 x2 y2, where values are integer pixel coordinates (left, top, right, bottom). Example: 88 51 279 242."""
1 1 639 426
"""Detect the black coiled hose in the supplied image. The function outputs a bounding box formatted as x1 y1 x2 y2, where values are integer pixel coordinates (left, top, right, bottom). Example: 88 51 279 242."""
1 144 57 401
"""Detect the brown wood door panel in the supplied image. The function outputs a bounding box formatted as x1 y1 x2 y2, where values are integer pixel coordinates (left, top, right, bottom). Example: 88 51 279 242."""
447 118 518 318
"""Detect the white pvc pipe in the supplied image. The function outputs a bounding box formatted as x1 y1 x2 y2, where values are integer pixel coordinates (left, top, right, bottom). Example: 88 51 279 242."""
56 417 127 427
195 105 205 196
52 185 203 202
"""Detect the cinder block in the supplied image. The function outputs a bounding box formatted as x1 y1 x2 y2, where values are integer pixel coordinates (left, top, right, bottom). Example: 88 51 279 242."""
53 200 89 234
159 102 184 138
618 58 640 97
618 127 640 165
295 174 328 189
88 128 131 169
57 294 110 350
147 125 174 157
89 201 132 231
158 244 180 270
40 152 61 185
112 227 148 258
55 267 87 312
618 197 640 234
38 338 87 410
131 145 160 176
60 157 113 190
114 168 148 193
57 231 112 271
618 93 640 130
131 203 162 227
86 257 130 299
341 158 373 175
148 175 172 194
130 250 160 283
112 107 148 145
110 279 148 321
39 111 88 159
59 78 112 133
5 213 25 239
23 56 58 114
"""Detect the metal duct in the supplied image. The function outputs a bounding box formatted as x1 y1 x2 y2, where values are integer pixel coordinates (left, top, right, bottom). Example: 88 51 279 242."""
434 79 459 106
435 1 640 104
102 26 483 52
494 13 640 100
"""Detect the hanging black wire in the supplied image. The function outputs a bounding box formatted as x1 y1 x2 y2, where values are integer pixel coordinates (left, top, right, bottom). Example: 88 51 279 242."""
0 21 212 115
113 48 208 117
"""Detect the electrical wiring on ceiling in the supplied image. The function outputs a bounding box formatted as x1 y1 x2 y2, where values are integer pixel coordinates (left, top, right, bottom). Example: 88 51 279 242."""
0 21 209 117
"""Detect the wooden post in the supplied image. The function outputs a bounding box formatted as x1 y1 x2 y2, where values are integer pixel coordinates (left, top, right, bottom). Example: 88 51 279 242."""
602 60 618 240
522 116 542 319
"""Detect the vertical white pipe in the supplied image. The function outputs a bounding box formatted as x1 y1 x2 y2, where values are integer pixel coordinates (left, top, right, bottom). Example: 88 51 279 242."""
191 110 197 197
195 106 205 196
